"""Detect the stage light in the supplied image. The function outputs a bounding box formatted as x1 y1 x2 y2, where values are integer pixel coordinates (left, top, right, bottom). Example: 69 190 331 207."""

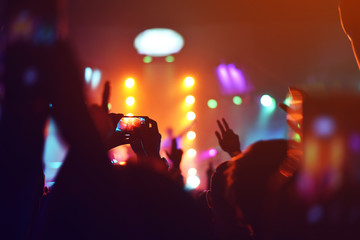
119 161 126 166
184 77 195 88
209 148 217 157
260 95 275 108
108 103 112 111
126 113 134 116
143 56 152 63
185 95 195 105
187 131 196 140
233 96 242 105
186 111 196 121
188 168 197 176
91 69 101 89
48 162 62 169
126 97 135 106
186 175 200 189
187 148 197 158
125 78 135 88
313 116 335 137
84 67 92 83
207 99 217 109
134 28 184 57
165 55 175 63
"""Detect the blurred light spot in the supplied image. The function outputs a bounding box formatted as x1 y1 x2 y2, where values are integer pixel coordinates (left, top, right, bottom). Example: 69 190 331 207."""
85 67 92 83
119 161 126 166
184 77 195 88
126 97 135 106
188 168 197 176
294 133 301 143
186 111 196 121
313 116 335 137
49 103 53 108
187 131 196 140
48 162 63 169
233 96 242 105
207 99 217 109
187 148 197 158
143 56 152 63
91 69 101 89
165 55 175 63
108 103 112 111
126 113 134 116
186 175 201 189
260 95 274 108
134 28 184 57
185 95 195 105
307 205 323 224
209 148 217 157
46 182 55 187
112 159 118 164
125 78 135 88
23 67 38 86
349 133 360 153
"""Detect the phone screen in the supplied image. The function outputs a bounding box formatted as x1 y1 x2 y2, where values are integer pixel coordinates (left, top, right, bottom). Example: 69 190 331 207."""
116 116 148 132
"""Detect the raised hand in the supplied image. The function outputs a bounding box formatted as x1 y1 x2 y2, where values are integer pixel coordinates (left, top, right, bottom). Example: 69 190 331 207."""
215 118 241 157
166 138 183 169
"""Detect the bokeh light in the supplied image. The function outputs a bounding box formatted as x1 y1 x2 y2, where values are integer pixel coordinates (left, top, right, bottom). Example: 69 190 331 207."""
108 103 112 111
233 96 242 105
185 95 195 105
188 168 197 176
187 148 197 158
260 94 275 108
91 69 101 89
186 111 196 121
184 77 195 88
186 175 200 189
125 78 135 88
126 97 135 106
187 131 196 140
209 148 217 157
84 67 92 83
143 56 152 63
165 55 175 63
207 99 218 109
126 113 134 116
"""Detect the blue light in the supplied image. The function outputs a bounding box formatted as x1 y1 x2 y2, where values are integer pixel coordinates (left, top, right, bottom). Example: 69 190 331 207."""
313 116 335 137
91 70 101 89
260 95 275 108
84 67 92 83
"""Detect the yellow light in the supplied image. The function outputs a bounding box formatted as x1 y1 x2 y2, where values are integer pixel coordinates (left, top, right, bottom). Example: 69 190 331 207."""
187 149 197 158
119 161 127 166
108 103 112 110
126 113 134 116
185 95 195 105
186 111 196 121
187 131 196 140
125 78 135 88
126 97 135 106
184 77 195 88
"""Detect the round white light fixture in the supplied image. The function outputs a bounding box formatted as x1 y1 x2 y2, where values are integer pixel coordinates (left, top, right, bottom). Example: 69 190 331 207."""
134 28 184 57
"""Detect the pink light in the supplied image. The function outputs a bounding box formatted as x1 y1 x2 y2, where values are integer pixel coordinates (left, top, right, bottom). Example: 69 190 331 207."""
209 149 217 157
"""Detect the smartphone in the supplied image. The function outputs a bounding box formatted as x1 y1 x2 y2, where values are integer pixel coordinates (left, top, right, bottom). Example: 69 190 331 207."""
116 116 149 133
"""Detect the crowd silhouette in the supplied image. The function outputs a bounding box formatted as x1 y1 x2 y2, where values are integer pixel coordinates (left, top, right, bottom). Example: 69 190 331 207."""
1 0 360 239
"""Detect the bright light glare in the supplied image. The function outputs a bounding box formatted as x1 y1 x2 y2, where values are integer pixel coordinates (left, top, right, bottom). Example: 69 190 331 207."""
209 148 217 157
119 161 127 166
134 28 184 57
85 67 92 83
187 148 197 158
125 78 135 88
126 97 135 106
187 131 196 140
207 99 218 109
233 96 242 105
186 175 200 189
188 168 197 176
185 95 195 105
126 113 134 116
260 95 274 107
186 111 196 121
184 77 195 88
91 70 101 89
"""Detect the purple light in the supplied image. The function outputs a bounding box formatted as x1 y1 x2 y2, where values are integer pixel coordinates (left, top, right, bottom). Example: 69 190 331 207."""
216 63 250 95
349 133 360 153
209 149 217 157
228 64 247 93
